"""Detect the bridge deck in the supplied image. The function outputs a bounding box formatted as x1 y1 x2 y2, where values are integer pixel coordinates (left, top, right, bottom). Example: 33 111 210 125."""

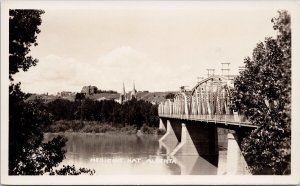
159 114 257 129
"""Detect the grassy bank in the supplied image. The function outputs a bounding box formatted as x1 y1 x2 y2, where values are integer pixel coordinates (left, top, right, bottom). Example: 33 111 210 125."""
45 120 164 135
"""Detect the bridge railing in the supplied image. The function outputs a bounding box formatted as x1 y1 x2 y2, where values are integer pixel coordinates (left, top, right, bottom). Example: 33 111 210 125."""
158 113 251 125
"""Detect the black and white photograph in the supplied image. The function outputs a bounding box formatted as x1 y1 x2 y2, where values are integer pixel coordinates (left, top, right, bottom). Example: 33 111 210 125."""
1 0 300 185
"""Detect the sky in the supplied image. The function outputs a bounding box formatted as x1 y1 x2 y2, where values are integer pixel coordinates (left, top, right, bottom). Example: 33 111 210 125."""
13 2 279 94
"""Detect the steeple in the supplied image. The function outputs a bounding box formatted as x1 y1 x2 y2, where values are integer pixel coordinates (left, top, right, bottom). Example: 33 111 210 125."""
122 82 126 96
119 82 127 104
133 81 136 92
131 81 137 99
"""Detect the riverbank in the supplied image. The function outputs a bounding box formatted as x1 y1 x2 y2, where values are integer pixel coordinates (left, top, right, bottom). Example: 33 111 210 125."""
45 120 165 135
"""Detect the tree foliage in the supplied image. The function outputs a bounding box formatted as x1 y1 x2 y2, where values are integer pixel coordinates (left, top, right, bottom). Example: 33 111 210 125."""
165 92 175 99
75 93 85 101
9 84 66 175
9 9 44 81
9 9 94 175
46 98 159 129
50 165 95 175
231 11 291 174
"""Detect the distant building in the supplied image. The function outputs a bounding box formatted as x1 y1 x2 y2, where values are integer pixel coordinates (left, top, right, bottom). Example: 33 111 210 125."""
119 82 137 104
97 97 109 101
81 85 98 95
130 82 137 100
59 91 74 96
119 82 126 103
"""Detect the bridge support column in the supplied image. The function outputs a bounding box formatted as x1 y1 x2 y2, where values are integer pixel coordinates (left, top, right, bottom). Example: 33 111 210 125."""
226 132 250 175
159 119 180 154
171 123 218 157
217 128 230 175
170 122 218 174
159 118 166 132
170 123 191 156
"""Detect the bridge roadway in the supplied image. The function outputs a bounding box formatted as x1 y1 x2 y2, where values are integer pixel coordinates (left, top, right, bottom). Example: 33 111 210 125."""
159 114 257 130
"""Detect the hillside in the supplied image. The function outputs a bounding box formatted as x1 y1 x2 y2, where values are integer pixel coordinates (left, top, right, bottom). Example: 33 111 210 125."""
136 91 175 103
88 91 177 103
26 91 177 104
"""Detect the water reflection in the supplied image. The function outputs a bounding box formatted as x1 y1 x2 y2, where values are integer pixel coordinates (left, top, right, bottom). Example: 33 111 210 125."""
44 133 227 175
45 133 181 175
158 140 225 175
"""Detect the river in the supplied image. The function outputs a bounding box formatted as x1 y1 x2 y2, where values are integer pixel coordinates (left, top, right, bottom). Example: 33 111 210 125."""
44 132 228 175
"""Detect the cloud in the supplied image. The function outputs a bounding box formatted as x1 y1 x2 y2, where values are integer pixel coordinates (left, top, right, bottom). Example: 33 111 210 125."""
14 46 196 94
14 54 98 93
14 46 163 93
98 46 147 67
95 46 158 90
94 46 193 92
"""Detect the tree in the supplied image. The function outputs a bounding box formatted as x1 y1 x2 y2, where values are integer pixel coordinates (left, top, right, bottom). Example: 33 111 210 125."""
165 92 175 99
9 83 68 175
47 99 76 120
50 165 95 175
231 11 291 174
9 9 44 81
75 93 85 101
9 9 94 175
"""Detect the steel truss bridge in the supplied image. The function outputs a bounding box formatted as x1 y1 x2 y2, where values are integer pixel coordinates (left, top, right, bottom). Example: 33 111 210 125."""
158 75 257 129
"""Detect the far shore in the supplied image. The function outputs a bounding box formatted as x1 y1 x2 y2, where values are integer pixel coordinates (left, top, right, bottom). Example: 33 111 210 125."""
44 130 160 136
44 120 165 135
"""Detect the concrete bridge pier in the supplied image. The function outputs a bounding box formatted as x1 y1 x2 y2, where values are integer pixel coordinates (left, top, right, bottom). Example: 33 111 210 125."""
171 123 218 155
158 119 181 155
170 123 189 156
216 128 230 175
226 131 250 175
159 118 166 132
169 123 218 175
169 122 219 169
159 118 252 175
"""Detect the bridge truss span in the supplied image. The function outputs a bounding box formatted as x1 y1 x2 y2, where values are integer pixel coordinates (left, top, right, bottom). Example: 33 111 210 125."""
158 75 255 128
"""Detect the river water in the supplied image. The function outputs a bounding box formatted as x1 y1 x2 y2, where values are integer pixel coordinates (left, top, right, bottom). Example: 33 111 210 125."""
44 133 228 175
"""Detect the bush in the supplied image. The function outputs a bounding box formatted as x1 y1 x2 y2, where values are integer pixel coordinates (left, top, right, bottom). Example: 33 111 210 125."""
157 128 166 135
140 124 156 134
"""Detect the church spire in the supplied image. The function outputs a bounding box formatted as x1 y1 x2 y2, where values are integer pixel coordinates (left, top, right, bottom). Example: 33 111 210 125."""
131 81 137 99
122 82 126 96
119 82 126 104
132 81 135 92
